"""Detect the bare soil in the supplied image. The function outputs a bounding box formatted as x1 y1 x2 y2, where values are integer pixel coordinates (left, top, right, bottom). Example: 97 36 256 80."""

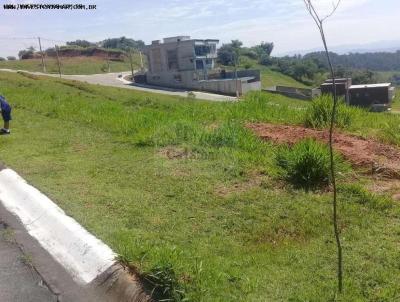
247 123 400 179
158 146 196 160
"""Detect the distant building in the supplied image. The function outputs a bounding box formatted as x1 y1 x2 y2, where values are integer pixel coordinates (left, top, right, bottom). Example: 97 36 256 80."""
143 36 261 96
320 78 395 111
320 78 352 102
348 83 395 111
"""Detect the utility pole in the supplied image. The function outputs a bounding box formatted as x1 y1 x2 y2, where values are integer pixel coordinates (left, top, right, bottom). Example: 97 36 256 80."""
233 52 239 98
38 37 46 73
55 45 62 78
128 48 135 80
139 51 144 72
107 52 111 73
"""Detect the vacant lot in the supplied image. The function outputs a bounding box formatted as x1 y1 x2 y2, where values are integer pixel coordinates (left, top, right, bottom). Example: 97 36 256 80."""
0 55 142 75
1 71 400 301
260 68 309 88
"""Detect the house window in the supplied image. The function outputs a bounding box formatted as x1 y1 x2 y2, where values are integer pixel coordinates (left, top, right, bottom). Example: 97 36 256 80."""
195 45 211 56
167 49 178 70
196 59 204 70
174 74 182 82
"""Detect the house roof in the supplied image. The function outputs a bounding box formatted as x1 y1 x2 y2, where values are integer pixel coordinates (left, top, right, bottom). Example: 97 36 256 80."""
349 83 391 89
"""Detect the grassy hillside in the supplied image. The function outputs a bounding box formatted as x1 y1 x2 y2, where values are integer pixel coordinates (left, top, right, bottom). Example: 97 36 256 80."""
1 72 400 301
392 92 400 111
260 68 309 88
0 55 142 75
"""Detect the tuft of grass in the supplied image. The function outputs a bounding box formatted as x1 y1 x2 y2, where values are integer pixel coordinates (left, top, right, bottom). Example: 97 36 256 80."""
142 263 187 302
304 95 360 129
380 120 400 146
338 183 393 211
276 139 346 190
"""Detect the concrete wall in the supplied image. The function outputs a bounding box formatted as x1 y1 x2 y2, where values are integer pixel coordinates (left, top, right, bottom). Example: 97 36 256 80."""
146 40 195 74
263 85 320 101
349 86 392 107
146 72 260 96
224 69 261 82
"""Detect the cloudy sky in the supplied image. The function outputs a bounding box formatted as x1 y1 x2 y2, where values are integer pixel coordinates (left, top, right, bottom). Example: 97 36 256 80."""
0 0 399 57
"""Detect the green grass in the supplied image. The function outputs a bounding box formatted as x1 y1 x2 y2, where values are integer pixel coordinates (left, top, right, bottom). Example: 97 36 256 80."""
260 67 309 88
392 92 400 111
0 55 142 75
1 71 400 301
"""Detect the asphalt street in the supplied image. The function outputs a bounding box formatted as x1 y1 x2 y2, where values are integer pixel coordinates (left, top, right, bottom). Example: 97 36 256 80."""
0 221 57 302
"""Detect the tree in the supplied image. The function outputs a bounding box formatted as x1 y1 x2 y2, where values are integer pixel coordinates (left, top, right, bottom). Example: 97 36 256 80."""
259 54 273 66
101 37 145 50
217 40 243 66
18 46 36 59
259 42 274 56
0 57 5 61
303 0 343 293
7 56 16 61
66 40 96 48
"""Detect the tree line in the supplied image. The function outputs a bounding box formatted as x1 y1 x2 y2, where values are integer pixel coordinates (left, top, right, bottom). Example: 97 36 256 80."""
217 40 400 85
15 37 145 60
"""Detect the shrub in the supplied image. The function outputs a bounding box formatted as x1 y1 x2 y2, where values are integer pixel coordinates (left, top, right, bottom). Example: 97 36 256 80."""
142 263 186 302
276 139 341 190
304 95 356 129
199 122 254 149
0 57 5 61
7 56 16 61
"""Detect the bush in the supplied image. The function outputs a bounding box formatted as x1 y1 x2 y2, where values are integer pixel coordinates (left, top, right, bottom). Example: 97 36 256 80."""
7 56 16 61
276 139 341 190
0 57 5 61
304 95 356 129
142 263 186 302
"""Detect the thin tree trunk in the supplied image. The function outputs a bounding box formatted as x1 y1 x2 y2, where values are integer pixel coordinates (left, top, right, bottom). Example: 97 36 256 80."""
303 0 343 293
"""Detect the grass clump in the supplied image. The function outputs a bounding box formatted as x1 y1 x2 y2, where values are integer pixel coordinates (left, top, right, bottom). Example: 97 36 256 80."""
276 139 343 190
380 120 400 146
338 183 393 210
304 95 358 129
142 263 186 302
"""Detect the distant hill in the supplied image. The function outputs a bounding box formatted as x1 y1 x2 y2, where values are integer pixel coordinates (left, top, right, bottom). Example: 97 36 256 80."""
278 40 400 56
303 51 400 71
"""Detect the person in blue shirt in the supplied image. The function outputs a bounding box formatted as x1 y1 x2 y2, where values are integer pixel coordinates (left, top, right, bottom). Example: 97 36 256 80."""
0 95 11 135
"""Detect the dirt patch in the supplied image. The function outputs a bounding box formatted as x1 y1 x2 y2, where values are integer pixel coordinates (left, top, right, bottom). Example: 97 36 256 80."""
215 171 271 197
254 226 308 246
368 179 400 201
247 123 400 179
158 146 195 160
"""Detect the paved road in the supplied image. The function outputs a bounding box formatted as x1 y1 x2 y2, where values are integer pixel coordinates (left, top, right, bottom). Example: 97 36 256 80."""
0 221 57 302
0 69 237 102
0 203 108 302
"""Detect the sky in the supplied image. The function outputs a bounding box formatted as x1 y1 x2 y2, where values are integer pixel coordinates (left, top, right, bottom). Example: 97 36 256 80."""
0 0 399 57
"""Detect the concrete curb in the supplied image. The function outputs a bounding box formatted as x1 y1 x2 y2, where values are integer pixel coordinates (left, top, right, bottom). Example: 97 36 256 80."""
0 168 151 302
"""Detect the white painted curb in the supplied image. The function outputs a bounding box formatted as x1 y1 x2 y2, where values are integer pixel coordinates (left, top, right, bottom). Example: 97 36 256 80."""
0 168 116 285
